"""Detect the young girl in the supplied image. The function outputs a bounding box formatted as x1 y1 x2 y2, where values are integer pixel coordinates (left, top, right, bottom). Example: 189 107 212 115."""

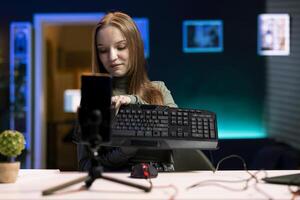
77 11 213 172
78 11 177 172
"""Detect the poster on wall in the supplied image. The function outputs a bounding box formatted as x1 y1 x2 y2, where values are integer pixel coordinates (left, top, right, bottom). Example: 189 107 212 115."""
258 14 290 56
183 20 223 53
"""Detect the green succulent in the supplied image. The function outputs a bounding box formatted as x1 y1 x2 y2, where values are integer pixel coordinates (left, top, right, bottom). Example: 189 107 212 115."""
0 130 26 158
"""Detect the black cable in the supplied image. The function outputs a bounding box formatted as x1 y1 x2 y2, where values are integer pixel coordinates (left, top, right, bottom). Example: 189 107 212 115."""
208 150 215 166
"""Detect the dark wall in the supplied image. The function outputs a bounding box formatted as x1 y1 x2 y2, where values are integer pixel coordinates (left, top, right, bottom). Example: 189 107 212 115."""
0 0 276 169
146 2 266 139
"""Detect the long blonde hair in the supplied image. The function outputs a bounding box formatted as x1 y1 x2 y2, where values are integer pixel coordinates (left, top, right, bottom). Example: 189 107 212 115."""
92 11 163 105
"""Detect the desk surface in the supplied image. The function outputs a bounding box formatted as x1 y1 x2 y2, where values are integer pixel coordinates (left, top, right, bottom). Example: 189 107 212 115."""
0 169 299 200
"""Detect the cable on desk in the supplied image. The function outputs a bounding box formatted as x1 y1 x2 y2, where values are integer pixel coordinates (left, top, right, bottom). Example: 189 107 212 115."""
214 154 247 172
187 154 274 200
151 182 178 200
145 173 178 200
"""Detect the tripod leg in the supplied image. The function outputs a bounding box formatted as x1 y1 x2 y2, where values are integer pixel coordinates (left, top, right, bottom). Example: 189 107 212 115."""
85 176 96 189
42 175 88 196
84 164 102 188
101 175 151 192
85 161 151 192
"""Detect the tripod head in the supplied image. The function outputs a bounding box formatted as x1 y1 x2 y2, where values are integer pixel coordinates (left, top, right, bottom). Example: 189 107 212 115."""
78 107 103 151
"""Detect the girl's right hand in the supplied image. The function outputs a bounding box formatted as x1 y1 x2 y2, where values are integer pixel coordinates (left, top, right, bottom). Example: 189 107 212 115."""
111 95 131 115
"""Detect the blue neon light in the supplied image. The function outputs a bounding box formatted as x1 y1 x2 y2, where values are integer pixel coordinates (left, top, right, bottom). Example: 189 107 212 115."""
134 18 150 58
10 22 32 168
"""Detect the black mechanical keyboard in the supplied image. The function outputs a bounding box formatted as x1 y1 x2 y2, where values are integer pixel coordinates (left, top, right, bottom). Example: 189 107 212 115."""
110 104 218 149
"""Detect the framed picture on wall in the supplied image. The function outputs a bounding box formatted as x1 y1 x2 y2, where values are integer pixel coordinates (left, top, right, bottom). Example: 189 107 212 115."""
258 14 290 56
183 20 223 53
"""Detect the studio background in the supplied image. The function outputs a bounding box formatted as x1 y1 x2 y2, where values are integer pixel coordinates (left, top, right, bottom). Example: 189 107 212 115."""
0 0 299 170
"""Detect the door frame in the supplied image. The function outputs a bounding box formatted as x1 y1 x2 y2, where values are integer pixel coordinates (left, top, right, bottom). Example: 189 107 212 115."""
33 13 103 168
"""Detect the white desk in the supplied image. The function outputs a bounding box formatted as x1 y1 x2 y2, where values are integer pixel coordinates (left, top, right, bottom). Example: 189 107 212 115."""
0 170 299 200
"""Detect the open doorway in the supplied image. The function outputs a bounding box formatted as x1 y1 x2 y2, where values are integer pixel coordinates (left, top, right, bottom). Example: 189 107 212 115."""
45 24 94 170
33 13 103 169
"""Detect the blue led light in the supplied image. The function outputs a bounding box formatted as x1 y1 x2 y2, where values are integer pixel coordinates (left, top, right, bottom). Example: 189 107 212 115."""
134 18 150 58
10 22 32 168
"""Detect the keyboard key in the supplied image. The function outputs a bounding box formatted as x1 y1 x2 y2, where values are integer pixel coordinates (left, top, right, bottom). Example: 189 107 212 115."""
170 130 177 137
145 131 152 137
158 116 168 120
113 130 136 136
153 131 160 137
192 133 203 138
137 131 144 136
161 131 168 137
210 130 216 138
160 119 168 124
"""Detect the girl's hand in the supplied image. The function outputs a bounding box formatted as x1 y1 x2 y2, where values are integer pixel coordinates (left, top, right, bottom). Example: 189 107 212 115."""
111 95 131 114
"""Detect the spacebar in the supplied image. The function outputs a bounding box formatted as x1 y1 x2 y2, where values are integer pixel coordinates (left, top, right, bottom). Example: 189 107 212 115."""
112 130 136 136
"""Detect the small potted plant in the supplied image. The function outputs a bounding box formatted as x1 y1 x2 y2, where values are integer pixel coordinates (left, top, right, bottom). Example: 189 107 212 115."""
0 130 25 183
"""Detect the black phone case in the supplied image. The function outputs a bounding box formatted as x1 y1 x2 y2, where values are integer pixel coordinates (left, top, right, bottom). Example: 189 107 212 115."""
79 75 112 143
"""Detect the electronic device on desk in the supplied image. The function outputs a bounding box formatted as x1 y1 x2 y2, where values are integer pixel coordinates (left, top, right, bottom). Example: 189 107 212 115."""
131 163 158 179
79 74 112 146
263 173 300 186
78 74 219 151
110 104 218 150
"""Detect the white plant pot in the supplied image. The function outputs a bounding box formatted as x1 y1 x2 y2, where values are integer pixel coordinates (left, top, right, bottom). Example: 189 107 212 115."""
0 162 20 183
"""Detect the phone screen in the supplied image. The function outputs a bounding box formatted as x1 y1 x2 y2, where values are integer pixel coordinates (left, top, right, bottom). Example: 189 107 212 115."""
79 74 112 144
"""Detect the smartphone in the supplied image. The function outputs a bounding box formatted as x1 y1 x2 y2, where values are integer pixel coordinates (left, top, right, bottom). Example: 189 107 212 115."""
79 74 112 145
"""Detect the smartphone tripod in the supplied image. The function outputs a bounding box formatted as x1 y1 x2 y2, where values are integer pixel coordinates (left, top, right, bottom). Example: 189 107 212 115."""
42 109 151 196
